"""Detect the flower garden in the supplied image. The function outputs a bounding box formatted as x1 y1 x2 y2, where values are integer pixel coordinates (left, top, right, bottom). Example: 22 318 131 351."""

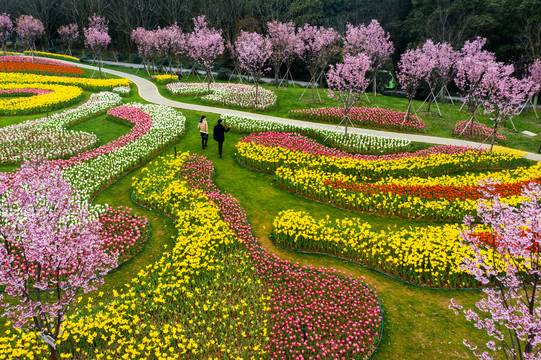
0 52 540 359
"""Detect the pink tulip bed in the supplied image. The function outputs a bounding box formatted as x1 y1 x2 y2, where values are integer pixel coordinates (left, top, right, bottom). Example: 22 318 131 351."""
0 88 53 97
289 106 426 133
179 154 382 359
166 82 277 110
98 206 149 265
454 120 507 142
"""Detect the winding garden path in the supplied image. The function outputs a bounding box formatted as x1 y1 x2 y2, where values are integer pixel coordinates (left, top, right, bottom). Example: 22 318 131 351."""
76 61 541 162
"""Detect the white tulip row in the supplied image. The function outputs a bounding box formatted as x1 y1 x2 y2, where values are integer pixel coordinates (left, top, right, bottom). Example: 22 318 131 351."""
62 103 186 199
112 86 132 97
220 113 411 155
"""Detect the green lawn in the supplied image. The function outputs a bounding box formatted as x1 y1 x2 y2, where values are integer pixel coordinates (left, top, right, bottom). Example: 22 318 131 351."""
0 69 510 359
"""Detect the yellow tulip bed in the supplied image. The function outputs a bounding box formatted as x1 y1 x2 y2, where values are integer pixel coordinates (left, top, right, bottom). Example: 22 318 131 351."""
271 210 504 288
0 72 131 91
0 82 83 115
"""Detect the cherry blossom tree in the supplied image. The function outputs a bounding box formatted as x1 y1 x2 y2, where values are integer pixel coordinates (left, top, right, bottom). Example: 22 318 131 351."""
15 15 45 60
131 27 154 75
451 182 541 360
480 62 538 150
154 24 185 75
234 30 272 103
344 20 394 96
186 15 224 94
267 21 300 88
0 161 117 359
57 23 78 56
0 13 12 54
420 40 457 113
454 37 497 135
326 53 372 136
84 14 110 78
528 59 541 116
296 24 340 101
398 47 432 124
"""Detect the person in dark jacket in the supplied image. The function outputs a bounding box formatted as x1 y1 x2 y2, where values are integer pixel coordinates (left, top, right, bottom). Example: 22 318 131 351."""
213 119 230 158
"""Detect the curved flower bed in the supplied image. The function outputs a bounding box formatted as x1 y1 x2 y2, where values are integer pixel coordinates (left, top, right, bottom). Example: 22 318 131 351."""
0 55 79 68
0 72 131 91
0 92 122 164
99 206 149 265
275 167 533 221
0 82 83 115
0 124 97 164
23 51 79 62
0 61 84 76
289 106 426 133
221 113 411 155
454 120 507 142
166 82 277 110
60 103 186 198
271 210 505 288
236 133 525 180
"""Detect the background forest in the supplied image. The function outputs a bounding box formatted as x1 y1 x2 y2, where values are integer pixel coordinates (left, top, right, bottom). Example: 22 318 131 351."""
1 0 539 69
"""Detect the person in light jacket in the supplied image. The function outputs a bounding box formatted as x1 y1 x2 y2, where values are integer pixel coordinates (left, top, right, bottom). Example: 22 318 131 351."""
198 115 209 149
213 119 230 158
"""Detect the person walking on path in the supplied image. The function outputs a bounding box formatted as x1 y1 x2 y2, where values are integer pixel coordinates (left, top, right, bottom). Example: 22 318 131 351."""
213 119 230 158
198 116 209 149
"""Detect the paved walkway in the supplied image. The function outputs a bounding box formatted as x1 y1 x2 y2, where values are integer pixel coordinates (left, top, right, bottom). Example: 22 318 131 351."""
75 61 541 162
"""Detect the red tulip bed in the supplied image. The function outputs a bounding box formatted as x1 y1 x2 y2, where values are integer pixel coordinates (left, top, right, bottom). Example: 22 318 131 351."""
0 61 84 76
289 106 426 133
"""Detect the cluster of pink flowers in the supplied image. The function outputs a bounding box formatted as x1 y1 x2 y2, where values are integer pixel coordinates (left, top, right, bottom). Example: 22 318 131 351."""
0 55 79 68
242 132 483 161
289 106 426 132
98 206 148 265
49 105 153 168
0 88 53 96
180 154 382 359
454 120 507 142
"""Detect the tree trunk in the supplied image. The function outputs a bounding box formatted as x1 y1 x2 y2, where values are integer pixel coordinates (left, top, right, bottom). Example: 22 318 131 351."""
275 66 279 88
373 73 377 96
427 98 433 112
207 69 211 95
311 75 315 101
402 99 412 125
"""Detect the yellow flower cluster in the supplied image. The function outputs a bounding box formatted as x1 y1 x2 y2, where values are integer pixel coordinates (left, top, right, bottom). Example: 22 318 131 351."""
151 74 178 84
0 153 269 359
236 141 525 180
0 72 131 91
374 162 541 187
23 51 80 62
272 210 501 288
0 82 83 115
